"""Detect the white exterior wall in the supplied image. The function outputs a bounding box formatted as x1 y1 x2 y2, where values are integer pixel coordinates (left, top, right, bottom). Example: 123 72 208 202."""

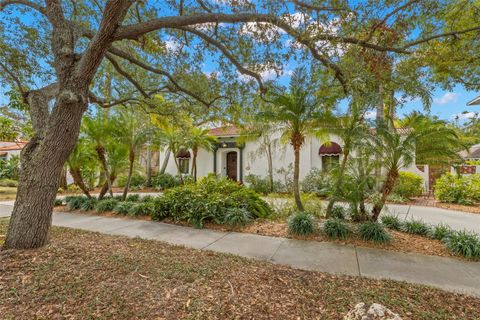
157 134 428 188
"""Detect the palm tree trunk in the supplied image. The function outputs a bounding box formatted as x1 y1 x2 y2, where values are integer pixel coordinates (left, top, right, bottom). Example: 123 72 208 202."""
173 155 184 184
95 145 113 197
146 144 152 187
122 150 135 200
192 148 198 181
99 173 116 200
69 167 92 198
326 150 350 217
267 144 274 193
160 148 170 174
59 166 68 190
371 168 399 221
293 145 304 211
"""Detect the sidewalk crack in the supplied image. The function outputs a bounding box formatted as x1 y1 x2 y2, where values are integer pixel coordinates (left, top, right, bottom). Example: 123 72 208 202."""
354 246 361 277
201 231 231 250
269 239 285 261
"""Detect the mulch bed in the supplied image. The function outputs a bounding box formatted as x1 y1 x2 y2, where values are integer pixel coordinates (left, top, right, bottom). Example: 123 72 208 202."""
1 218 479 319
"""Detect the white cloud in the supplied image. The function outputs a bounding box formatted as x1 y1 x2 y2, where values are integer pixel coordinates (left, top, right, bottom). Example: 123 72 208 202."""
365 111 377 119
164 39 180 51
433 92 458 105
451 111 477 120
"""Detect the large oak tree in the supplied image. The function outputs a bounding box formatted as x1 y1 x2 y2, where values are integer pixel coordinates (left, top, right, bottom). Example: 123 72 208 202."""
0 0 479 249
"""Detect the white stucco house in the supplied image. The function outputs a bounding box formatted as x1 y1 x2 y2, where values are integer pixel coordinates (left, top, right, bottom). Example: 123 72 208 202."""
158 125 430 190
0 141 26 161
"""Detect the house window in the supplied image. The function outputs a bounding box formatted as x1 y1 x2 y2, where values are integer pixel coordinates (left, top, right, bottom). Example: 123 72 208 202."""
178 158 190 174
322 155 339 172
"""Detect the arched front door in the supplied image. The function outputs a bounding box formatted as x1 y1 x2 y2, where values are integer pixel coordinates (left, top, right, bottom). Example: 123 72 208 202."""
226 151 237 181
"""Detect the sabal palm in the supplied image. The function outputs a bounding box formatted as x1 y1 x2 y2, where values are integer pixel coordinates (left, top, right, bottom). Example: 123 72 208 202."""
184 127 217 181
261 68 330 211
112 109 152 200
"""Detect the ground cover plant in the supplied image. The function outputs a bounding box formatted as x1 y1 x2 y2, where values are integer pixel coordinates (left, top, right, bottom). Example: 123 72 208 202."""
287 211 316 236
323 219 350 240
443 230 480 260
1 218 479 319
358 222 391 244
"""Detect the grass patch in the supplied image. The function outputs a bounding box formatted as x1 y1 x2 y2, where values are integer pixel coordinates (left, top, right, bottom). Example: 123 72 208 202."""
0 186 17 201
1 218 479 319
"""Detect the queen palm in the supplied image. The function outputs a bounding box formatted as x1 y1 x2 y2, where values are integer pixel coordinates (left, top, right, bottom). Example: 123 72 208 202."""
261 68 330 211
112 109 151 200
185 127 217 181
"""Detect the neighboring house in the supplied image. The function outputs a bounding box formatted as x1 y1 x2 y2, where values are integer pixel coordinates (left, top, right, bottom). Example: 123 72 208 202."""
159 125 429 189
453 143 480 176
0 141 27 161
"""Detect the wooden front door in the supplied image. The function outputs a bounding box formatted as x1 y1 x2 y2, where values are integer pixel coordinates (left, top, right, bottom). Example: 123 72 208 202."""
226 151 237 181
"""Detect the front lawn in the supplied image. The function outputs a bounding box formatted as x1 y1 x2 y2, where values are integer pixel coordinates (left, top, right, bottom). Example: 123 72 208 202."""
0 186 16 201
0 218 478 319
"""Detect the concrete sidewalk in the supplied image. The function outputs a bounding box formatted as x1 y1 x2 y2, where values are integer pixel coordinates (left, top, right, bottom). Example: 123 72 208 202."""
1 204 479 297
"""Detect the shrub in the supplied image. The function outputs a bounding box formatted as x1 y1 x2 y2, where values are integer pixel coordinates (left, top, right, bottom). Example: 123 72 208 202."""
323 218 350 239
141 195 154 203
126 194 141 202
429 224 452 240
114 201 136 215
443 230 480 259
117 174 146 188
128 202 155 216
386 193 408 204
330 205 346 220
0 178 18 187
54 198 64 206
288 211 316 236
65 196 86 210
401 219 430 236
223 207 253 227
381 215 403 231
301 168 332 196
151 176 272 228
392 172 423 199
152 173 179 190
79 198 97 211
245 174 281 195
0 155 20 180
95 198 119 212
358 221 391 243
434 173 480 205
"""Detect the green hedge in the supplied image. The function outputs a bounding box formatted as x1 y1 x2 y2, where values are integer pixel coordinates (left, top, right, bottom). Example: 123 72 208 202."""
434 173 480 205
151 176 272 228
392 172 423 199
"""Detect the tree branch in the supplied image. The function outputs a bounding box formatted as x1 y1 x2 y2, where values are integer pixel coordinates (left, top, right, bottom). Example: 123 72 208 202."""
290 0 350 12
177 26 266 92
88 91 134 108
0 0 46 15
402 25 480 49
105 52 149 97
0 61 27 96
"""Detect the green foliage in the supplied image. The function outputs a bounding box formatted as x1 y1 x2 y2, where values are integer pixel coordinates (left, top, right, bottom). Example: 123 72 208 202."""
323 219 350 239
151 173 179 190
126 194 141 202
330 205 346 220
54 198 64 206
443 231 480 260
80 198 97 211
392 172 424 199
401 219 431 236
358 222 391 243
245 174 281 195
141 195 154 203
287 211 316 236
0 178 18 187
223 207 253 228
429 224 452 240
386 193 408 203
381 215 403 231
114 202 136 215
434 173 480 204
117 174 146 188
301 169 332 196
151 176 272 228
0 155 20 180
95 198 119 212
65 196 87 211
128 202 155 216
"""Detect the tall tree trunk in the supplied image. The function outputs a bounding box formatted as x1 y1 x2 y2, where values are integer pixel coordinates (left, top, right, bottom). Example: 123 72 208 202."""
371 168 399 221
99 173 116 200
122 150 135 200
69 167 92 198
146 144 152 187
266 144 274 193
291 134 304 211
326 149 350 217
159 148 170 174
173 154 184 184
95 145 113 197
192 147 198 181
58 166 68 190
375 83 384 186
5 98 87 249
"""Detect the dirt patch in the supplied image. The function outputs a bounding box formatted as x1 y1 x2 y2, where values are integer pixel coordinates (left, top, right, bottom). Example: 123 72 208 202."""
0 218 478 319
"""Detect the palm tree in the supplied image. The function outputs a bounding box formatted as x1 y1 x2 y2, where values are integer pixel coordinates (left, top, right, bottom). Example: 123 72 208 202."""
67 138 97 198
82 112 115 197
184 127 217 181
370 117 460 220
112 109 151 200
158 125 185 180
98 142 129 199
260 68 330 211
